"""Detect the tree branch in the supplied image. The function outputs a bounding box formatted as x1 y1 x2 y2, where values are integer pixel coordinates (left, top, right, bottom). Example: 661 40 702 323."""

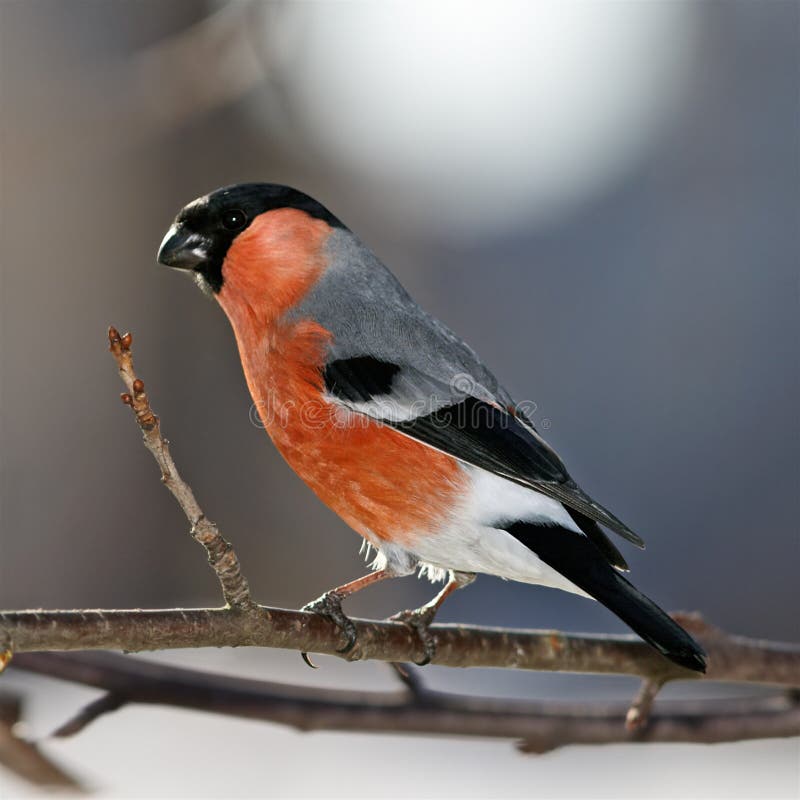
0 606 798 687
9 652 800 751
0 324 797 788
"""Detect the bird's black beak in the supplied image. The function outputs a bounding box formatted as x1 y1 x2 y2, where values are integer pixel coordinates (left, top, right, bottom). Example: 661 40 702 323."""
157 224 209 271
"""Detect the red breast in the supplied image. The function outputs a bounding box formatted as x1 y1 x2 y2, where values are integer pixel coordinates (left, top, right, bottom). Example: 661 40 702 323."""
216 209 466 545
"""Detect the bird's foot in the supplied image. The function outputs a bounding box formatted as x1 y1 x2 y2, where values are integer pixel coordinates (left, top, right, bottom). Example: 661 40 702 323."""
390 604 439 666
300 591 360 666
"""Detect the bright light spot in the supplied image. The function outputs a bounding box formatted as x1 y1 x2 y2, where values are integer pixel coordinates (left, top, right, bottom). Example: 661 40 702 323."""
256 1 698 238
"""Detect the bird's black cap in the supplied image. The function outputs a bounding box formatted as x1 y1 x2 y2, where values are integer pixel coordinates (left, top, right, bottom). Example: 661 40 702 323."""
157 183 345 293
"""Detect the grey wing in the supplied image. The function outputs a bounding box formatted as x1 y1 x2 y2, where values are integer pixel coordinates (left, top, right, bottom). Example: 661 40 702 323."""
297 229 644 549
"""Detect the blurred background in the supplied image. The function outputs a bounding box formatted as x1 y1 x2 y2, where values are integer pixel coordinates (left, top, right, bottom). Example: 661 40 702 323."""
0 0 798 796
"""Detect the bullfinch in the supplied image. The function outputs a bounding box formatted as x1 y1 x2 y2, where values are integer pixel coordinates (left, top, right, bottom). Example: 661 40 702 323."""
157 182 706 672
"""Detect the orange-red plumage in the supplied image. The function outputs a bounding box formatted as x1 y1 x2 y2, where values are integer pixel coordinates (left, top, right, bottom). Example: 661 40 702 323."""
217 209 465 546
156 183 709 674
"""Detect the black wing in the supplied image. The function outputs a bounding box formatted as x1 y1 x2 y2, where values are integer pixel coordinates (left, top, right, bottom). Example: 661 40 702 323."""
322 355 645 549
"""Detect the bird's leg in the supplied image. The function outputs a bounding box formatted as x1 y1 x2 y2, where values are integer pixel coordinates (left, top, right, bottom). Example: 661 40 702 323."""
301 568 394 661
390 570 476 666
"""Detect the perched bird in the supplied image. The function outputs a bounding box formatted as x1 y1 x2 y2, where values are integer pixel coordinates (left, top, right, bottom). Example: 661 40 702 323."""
158 182 706 672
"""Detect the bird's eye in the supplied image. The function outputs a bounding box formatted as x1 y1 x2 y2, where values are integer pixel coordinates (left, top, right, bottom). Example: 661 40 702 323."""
222 209 247 231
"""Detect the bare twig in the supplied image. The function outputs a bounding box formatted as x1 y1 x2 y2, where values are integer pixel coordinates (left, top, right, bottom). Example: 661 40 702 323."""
625 678 664 731
1 323 798 790
51 692 127 739
9 652 800 751
0 693 82 789
108 326 253 610
515 694 800 753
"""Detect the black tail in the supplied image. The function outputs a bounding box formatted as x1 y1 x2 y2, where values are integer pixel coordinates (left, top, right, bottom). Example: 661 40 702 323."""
506 522 706 673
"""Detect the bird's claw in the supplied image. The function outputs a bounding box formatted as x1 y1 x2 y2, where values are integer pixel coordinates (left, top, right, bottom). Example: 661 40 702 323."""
390 605 438 666
300 651 318 669
300 590 359 665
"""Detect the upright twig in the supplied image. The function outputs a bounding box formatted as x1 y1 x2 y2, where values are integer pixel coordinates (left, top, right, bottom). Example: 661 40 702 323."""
108 326 254 610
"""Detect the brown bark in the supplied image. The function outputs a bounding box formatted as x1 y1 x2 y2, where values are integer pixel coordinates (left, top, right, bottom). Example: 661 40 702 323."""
10 652 800 752
1 325 796 789
1 606 798 688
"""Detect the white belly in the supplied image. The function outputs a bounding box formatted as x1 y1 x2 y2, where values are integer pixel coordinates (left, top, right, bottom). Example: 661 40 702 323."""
375 465 591 598
411 522 589 597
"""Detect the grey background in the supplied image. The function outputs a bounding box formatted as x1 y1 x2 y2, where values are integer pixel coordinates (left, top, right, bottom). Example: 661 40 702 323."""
0 1 797 796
